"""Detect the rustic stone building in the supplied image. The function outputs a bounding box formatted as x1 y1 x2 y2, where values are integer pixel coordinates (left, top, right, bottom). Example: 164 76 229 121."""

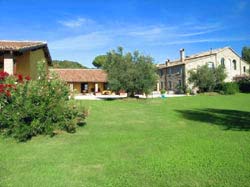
157 47 250 92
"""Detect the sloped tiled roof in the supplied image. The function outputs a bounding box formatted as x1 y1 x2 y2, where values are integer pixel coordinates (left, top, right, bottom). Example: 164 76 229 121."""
158 47 231 69
0 40 47 51
184 47 229 60
50 69 108 83
0 40 52 64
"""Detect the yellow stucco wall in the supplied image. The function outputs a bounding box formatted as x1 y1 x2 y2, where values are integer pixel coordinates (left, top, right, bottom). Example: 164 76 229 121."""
13 48 48 79
29 49 48 79
88 83 95 92
16 51 30 77
98 83 104 92
73 82 81 93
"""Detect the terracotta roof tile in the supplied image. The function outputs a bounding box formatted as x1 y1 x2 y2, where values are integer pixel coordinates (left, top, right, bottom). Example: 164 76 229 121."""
0 40 52 64
0 40 47 51
50 69 108 83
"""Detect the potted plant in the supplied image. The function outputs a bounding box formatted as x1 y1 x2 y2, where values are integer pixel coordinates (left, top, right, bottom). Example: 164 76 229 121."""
186 88 191 96
160 89 166 98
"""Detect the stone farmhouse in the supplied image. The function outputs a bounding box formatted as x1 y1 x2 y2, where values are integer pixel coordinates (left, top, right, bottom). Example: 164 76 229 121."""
157 47 250 92
0 40 52 79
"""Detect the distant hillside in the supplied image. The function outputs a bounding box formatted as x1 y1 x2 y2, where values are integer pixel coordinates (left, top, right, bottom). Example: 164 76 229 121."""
51 60 88 69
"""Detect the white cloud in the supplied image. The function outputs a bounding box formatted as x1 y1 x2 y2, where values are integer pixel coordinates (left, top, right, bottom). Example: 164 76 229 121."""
49 22 225 55
49 20 248 66
58 17 94 28
153 37 249 46
50 32 112 50
128 27 163 36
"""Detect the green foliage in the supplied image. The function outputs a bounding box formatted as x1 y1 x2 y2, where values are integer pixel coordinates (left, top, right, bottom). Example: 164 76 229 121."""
160 89 166 94
52 60 87 69
216 82 239 95
242 46 250 64
92 55 107 68
102 47 158 96
236 76 250 93
175 85 186 94
188 64 226 92
0 61 86 141
1 94 250 186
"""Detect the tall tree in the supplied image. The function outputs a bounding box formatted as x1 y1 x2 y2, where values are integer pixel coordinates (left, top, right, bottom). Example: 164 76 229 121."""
92 55 107 68
102 47 158 96
52 60 87 69
242 46 250 64
188 64 226 92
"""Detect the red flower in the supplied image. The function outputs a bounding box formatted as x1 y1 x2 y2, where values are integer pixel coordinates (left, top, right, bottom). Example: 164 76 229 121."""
17 74 23 82
0 84 4 93
0 71 9 81
25 76 31 81
5 90 11 97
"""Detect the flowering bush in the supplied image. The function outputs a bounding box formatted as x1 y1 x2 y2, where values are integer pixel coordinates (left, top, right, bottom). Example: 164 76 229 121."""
0 71 9 80
0 61 86 141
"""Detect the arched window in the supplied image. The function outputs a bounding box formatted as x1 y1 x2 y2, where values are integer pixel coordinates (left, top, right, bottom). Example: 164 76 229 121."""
207 62 214 68
233 60 237 70
221 58 225 67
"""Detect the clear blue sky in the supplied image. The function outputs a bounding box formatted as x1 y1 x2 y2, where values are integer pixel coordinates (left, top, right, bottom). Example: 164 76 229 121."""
0 0 249 67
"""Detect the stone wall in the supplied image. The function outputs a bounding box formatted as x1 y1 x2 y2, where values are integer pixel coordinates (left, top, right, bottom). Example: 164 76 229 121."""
158 68 167 90
185 54 217 85
165 64 185 91
216 48 249 82
185 48 250 83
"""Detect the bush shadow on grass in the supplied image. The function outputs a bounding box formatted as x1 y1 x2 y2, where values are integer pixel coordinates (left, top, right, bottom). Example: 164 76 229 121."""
176 108 250 131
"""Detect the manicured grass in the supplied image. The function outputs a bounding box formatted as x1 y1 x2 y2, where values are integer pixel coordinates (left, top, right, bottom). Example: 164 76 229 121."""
1 94 250 187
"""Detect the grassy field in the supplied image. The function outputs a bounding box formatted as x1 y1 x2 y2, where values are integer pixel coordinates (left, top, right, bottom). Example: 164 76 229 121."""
1 94 250 187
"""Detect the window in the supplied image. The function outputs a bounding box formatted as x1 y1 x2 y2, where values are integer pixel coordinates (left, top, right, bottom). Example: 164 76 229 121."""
104 83 109 90
221 58 225 67
81 83 88 93
233 60 237 70
161 81 164 90
178 80 182 86
179 67 183 74
207 62 214 68
159 69 163 77
168 81 172 90
243 66 246 73
167 68 172 75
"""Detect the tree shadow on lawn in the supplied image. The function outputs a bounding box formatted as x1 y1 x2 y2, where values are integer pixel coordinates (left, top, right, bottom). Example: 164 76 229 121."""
176 108 250 131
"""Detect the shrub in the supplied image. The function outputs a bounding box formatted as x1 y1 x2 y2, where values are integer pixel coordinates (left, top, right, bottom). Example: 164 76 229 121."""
175 85 186 94
234 76 250 93
238 81 250 93
0 61 86 141
216 82 239 95
188 65 226 92
160 89 166 94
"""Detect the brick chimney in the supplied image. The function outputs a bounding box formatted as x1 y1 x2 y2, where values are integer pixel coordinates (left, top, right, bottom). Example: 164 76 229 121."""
180 48 185 62
165 59 170 66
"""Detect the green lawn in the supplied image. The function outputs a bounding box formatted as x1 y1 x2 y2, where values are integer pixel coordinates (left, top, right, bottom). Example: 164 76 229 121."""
1 94 250 187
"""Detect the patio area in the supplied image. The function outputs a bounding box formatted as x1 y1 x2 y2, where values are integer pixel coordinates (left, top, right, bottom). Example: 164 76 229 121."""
74 94 128 100
73 91 187 100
